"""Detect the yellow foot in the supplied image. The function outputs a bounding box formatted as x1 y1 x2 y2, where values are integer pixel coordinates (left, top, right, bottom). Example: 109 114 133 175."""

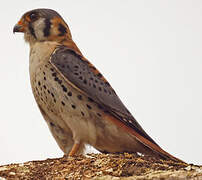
68 142 81 156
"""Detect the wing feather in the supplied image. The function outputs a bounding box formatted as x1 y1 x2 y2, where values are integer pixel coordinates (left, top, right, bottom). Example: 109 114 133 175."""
50 46 158 145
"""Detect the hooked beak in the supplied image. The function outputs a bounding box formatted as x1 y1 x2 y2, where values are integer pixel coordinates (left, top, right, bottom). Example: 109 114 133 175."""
13 22 25 33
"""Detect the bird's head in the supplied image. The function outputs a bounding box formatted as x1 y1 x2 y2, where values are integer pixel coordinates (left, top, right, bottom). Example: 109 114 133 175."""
13 9 72 45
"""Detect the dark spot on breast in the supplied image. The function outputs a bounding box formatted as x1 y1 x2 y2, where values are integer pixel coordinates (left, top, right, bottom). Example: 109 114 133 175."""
67 92 72 96
50 122 55 127
51 93 55 98
86 104 92 109
104 89 107 93
74 72 79 76
79 76 83 80
61 85 67 92
38 81 41 86
99 87 102 91
54 77 59 81
43 71 46 75
81 111 85 116
105 82 110 86
43 19 51 37
58 23 67 36
93 84 96 88
71 104 76 109
57 79 62 84
52 72 57 77
77 95 82 100
50 68 54 72
47 90 50 94
61 101 65 106
44 77 46 81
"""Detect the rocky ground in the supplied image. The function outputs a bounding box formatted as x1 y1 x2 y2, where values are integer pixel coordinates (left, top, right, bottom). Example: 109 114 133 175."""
0 153 201 180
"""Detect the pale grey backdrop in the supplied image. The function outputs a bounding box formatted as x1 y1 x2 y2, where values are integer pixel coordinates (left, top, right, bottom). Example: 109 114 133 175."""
0 0 202 165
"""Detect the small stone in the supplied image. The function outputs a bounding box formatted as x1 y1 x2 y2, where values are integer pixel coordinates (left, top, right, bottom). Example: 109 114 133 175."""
9 172 16 176
95 171 103 176
0 167 7 171
196 168 202 173
19 163 24 167
185 166 192 171
0 177 7 180
105 168 113 173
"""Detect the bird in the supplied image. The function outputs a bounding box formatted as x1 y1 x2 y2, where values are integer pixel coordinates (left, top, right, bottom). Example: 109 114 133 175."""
13 8 183 162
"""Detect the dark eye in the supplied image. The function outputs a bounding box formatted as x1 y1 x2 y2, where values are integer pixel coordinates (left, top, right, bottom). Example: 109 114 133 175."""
29 13 37 20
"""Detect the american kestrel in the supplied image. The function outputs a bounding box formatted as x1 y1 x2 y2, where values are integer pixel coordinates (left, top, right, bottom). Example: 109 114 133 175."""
13 9 182 162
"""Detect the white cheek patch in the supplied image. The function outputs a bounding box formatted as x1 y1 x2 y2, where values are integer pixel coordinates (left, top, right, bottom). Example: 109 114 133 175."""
33 18 46 41
50 23 59 36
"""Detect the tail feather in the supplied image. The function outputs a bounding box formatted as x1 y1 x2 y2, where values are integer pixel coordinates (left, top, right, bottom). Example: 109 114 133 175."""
104 114 185 163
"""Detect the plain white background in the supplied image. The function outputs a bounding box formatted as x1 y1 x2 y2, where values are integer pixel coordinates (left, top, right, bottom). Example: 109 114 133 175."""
0 0 202 165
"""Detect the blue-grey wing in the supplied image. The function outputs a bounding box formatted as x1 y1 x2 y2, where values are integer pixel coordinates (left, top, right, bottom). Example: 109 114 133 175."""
50 46 157 145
